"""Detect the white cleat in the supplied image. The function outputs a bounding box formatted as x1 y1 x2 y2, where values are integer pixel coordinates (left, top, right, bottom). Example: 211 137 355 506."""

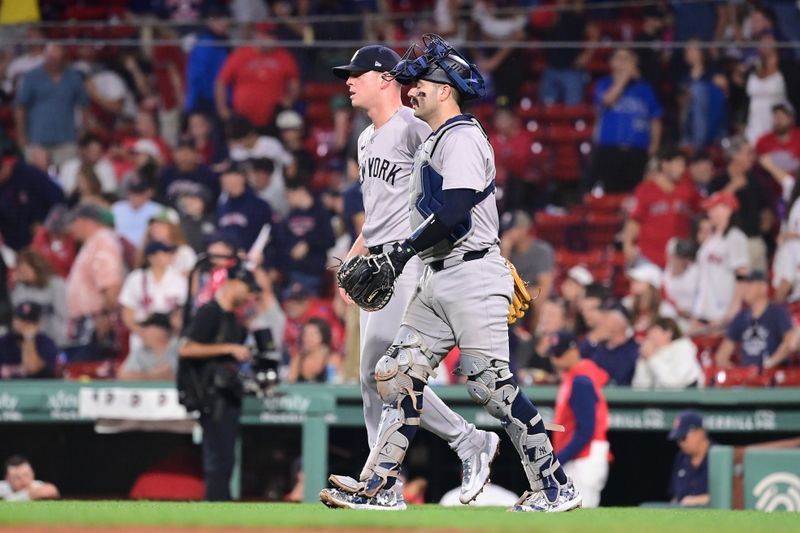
509 478 582 512
460 431 501 504
319 487 407 511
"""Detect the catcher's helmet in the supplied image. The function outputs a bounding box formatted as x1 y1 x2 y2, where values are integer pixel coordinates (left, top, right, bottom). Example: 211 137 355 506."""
387 34 485 101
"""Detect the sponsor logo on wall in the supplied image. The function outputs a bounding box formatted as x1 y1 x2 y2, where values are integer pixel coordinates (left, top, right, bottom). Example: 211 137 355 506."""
752 472 800 511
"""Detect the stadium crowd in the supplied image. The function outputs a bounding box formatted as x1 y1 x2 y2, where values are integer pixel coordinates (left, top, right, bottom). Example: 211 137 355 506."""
0 0 799 392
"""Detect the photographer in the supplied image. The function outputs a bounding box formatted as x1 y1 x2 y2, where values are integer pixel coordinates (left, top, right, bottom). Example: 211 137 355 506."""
177 263 259 501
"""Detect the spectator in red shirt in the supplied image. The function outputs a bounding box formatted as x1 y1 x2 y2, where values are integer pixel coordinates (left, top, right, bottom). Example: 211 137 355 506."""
490 104 547 210
756 101 800 191
623 147 702 268
281 283 344 361
215 23 300 130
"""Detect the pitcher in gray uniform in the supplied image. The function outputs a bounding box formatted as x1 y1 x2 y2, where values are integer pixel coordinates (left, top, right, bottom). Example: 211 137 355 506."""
321 35 582 513
322 45 497 510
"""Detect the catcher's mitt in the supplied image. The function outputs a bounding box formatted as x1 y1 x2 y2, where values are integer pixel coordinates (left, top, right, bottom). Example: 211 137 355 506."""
337 253 398 312
506 259 533 324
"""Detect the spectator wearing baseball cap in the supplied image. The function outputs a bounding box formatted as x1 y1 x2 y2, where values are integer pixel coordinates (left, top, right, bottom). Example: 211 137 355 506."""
582 299 640 386
216 166 273 252
111 172 166 248
668 410 711 507
623 263 678 340
175 186 216 254
548 330 610 508
692 188 750 329
264 179 335 296
119 240 187 357
64 202 125 362
663 238 699 324
707 136 770 272
117 313 180 381
0 302 59 379
714 270 795 370
145 209 198 277
159 139 220 209
276 110 315 184
687 150 714 197
632 317 704 389
11 248 69 348
755 101 800 191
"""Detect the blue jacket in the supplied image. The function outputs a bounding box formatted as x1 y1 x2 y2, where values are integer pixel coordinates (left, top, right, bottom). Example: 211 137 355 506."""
265 201 335 277
0 162 65 250
216 188 272 251
185 28 228 113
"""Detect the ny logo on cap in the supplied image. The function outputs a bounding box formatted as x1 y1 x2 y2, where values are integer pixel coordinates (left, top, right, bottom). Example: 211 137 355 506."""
374 61 381 67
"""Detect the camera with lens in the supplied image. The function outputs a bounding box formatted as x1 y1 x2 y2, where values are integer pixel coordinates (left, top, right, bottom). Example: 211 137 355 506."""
239 328 281 397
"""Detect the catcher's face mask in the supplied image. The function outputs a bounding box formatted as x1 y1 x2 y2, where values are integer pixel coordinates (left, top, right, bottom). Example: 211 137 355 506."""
386 33 486 101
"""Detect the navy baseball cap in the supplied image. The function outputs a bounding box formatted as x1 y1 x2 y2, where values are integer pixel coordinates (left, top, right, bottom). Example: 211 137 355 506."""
332 45 401 79
601 299 633 325
138 312 173 332
548 330 578 358
282 282 310 301
668 410 704 441
144 240 177 256
227 264 261 293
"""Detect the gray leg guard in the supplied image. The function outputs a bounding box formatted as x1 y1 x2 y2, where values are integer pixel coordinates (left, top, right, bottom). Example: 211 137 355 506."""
357 328 441 497
456 353 562 491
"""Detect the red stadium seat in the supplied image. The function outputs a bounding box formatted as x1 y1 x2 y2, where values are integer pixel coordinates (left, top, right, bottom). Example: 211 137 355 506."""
533 212 583 249
584 213 623 248
302 82 346 102
63 360 118 380
772 368 800 387
706 367 774 388
583 193 632 216
691 335 724 368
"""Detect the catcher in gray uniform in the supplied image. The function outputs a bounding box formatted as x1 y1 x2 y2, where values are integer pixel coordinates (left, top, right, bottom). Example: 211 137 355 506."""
323 45 498 510
322 35 582 513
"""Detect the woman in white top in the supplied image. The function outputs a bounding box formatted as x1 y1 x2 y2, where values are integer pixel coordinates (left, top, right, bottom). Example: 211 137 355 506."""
773 180 800 303
144 211 197 276
745 35 787 144
692 192 750 330
118 241 187 354
623 262 678 340
633 317 704 389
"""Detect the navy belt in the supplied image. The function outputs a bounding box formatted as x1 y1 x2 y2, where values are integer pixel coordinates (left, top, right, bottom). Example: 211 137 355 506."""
429 249 489 272
368 243 395 255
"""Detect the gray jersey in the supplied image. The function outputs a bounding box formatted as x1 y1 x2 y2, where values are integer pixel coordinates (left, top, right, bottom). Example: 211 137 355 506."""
358 106 431 247
408 115 499 263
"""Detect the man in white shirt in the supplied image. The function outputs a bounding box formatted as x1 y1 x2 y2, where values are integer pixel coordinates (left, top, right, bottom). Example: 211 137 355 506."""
58 133 118 195
226 115 294 218
0 455 59 501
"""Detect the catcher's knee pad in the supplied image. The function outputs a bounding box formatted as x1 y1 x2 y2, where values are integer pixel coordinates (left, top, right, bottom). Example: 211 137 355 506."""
358 328 440 496
374 327 438 414
457 354 559 491
455 353 515 417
